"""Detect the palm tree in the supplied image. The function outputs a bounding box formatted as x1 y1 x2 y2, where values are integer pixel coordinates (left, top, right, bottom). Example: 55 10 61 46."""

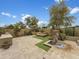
49 0 75 44
49 0 75 29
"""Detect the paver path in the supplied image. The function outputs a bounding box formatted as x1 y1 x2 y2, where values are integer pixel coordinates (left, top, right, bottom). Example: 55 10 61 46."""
45 40 79 59
0 36 79 59
0 36 46 59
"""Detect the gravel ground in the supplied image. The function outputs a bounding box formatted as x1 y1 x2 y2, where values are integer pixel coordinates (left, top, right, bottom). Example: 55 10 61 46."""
0 36 79 59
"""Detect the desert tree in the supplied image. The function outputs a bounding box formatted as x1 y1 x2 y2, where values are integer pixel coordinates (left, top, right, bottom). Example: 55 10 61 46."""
25 16 38 32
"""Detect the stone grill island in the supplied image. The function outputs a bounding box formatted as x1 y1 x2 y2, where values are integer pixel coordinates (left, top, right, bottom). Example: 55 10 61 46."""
0 33 13 49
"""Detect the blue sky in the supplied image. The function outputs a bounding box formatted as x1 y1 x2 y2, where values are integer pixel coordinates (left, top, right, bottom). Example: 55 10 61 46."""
0 0 79 26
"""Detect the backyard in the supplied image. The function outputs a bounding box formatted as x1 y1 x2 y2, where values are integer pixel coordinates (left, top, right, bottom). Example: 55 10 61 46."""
0 36 79 59
0 0 79 59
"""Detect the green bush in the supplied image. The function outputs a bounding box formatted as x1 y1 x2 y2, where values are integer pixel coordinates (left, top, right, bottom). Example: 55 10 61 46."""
65 28 74 36
0 28 5 35
24 29 32 35
5 28 32 37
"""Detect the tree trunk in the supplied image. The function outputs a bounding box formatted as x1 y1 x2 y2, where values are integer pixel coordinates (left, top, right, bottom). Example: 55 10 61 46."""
51 30 59 45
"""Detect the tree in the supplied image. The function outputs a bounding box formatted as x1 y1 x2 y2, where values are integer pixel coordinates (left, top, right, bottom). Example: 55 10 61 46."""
6 24 14 29
25 16 38 31
49 0 75 29
13 23 22 37
17 22 26 29
48 0 75 44
0 27 5 36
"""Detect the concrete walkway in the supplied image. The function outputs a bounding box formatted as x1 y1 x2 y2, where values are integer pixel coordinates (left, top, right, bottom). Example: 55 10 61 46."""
45 40 79 59
0 36 79 59
0 36 46 59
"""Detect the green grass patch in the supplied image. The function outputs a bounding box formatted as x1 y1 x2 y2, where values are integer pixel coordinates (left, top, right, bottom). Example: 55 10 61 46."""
34 36 51 51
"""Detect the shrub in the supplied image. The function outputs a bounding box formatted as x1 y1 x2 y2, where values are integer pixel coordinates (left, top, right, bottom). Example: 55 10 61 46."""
43 28 51 35
0 28 5 35
65 28 74 36
24 29 32 35
5 29 15 37
31 31 37 35
49 36 53 40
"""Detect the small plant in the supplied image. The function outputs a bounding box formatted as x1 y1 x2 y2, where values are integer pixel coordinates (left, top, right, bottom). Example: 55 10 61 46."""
0 28 5 36
24 29 32 35
35 36 51 51
65 28 74 36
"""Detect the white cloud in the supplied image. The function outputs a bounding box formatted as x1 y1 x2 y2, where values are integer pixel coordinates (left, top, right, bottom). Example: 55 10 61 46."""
70 7 79 14
38 20 48 27
0 23 5 27
12 16 16 18
21 14 32 20
54 0 63 3
1 12 16 19
21 14 32 23
54 0 69 3
1 12 11 17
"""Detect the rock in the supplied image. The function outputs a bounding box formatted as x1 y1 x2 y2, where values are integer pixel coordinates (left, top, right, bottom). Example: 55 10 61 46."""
36 32 47 37
0 33 13 49
76 40 79 46
56 44 65 48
